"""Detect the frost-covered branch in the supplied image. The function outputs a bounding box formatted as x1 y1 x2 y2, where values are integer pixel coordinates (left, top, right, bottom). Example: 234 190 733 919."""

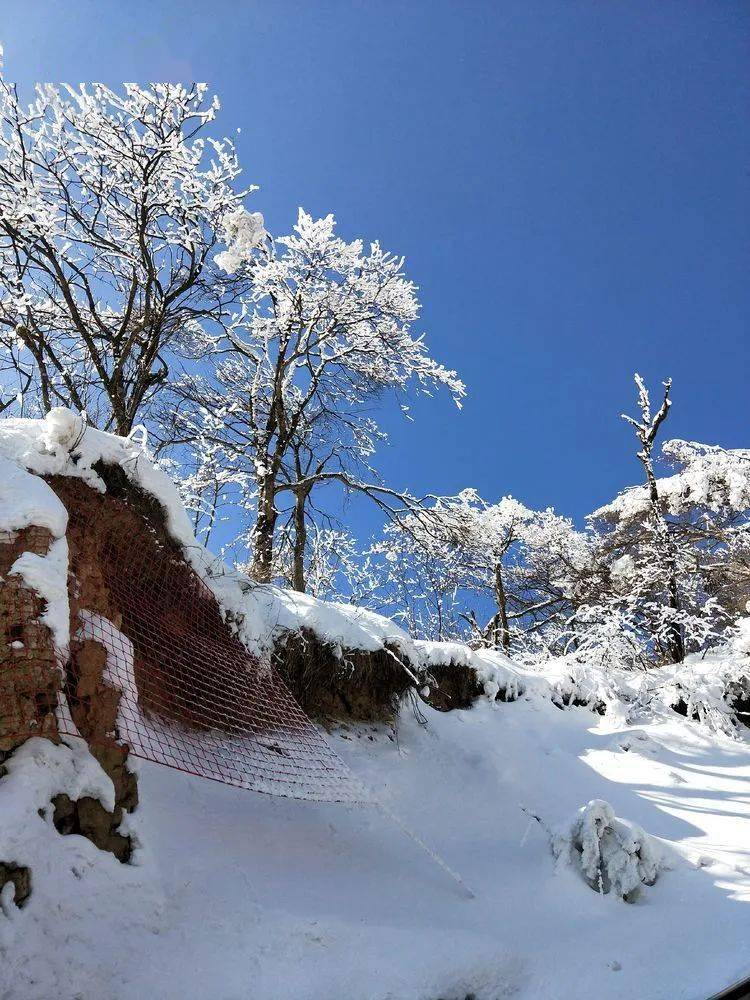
0 78 259 432
164 208 465 586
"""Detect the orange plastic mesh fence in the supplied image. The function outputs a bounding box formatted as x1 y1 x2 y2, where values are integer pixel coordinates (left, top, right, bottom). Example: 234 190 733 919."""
54 499 367 803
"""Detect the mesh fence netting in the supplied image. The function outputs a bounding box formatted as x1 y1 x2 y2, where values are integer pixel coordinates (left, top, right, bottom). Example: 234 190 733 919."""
53 491 367 804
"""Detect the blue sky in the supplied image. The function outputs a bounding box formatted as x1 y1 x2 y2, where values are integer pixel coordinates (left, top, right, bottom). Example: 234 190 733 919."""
3 1 749 531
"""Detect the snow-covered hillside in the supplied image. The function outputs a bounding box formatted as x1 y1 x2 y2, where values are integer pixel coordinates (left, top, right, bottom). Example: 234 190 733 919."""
3 683 750 1000
1 411 750 1000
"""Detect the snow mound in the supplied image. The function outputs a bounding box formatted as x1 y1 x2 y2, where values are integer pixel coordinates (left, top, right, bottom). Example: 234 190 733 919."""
416 641 524 701
0 455 68 537
240 584 420 666
530 658 620 715
552 799 664 901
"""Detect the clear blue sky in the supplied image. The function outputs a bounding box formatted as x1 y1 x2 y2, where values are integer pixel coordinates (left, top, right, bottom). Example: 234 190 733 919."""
3 1 749 528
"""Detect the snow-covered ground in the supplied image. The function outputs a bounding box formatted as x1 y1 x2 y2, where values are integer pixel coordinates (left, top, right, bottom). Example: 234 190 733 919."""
3 688 750 1000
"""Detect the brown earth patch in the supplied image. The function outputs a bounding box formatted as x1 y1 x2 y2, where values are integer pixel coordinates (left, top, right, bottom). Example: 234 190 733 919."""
0 861 31 907
422 661 486 711
0 525 61 751
51 791 133 864
273 628 416 723
422 659 523 712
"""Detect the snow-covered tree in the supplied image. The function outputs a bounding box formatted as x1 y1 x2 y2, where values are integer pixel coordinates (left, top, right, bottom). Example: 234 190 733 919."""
273 524 378 602
508 506 594 655
587 375 743 664
601 375 686 662
0 79 260 432
168 209 464 585
372 489 588 650
636 438 750 615
371 508 469 641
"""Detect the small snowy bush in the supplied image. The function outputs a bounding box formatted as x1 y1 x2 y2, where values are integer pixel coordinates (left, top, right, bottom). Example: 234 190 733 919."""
637 636 750 737
534 659 619 716
553 799 662 901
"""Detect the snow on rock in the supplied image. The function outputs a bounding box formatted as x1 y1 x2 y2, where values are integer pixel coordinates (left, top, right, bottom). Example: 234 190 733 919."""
0 737 115 904
0 738 160 995
3 736 116 818
552 799 665 901
416 640 524 701
0 454 68 537
0 410 196 551
9 536 71 654
0 410 206 664
77 610 140 732
237 584 420 666
0 445 72 655
0 410 245 631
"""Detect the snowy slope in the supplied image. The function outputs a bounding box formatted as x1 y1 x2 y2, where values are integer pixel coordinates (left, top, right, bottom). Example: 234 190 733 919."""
2 409 750 999
3 692 750 1000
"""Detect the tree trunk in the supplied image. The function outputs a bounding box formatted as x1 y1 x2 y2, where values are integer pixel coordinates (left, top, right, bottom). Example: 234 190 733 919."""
114 413 133 437
492 563 511 653
291 487 309 592
644 454 685 663
251 474 278 583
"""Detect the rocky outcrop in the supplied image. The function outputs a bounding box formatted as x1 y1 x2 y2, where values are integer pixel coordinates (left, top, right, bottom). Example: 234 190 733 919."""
0 526 61 752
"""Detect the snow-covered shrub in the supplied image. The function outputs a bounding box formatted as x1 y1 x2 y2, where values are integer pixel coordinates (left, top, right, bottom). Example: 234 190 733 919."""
635 629 750 737
563 603 649 671
663 674 742 737
553 799 662 901
535 659 619 716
